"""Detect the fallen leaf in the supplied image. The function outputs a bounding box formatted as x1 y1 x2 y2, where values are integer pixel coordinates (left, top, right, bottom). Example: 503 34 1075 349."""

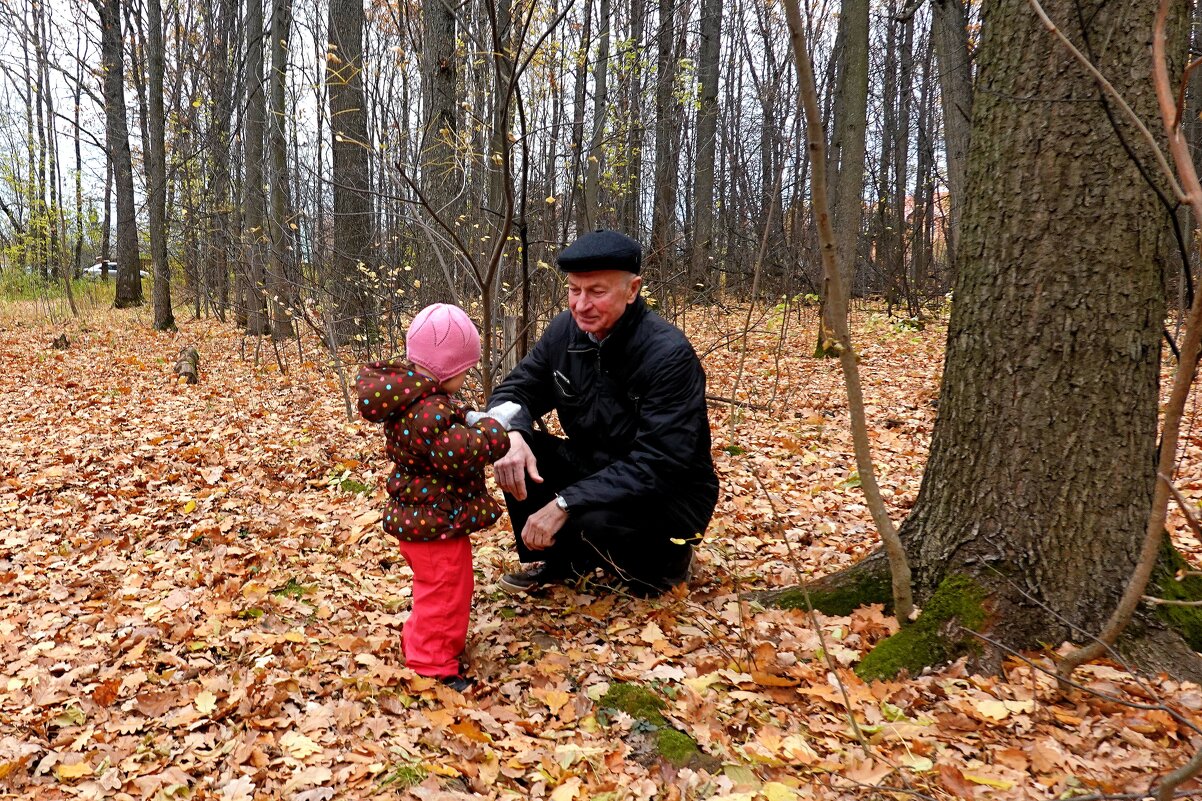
938 764 975 798
450 718 490 743
533 687 572 716
549 776 581 801
194 691 217 715
278 730 322 760
54 761 92 780
964 772 1014 790
971 698 1033 720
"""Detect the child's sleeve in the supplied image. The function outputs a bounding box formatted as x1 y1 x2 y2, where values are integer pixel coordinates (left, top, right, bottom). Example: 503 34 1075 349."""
356 361 402 422
425 402 511 479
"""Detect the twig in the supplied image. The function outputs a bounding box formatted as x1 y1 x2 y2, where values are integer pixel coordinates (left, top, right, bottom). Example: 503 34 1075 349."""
1165 479 1202 542
704 394 771 411
1142 596 1202 607
747 467 873 753
727 164 783 441
783 0 914 624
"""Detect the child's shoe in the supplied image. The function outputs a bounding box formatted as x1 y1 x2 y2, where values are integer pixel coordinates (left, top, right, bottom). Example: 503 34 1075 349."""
440 674 473 693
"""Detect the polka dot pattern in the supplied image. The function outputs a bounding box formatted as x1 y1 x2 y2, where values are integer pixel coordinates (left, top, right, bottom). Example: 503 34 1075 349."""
356 360 511 542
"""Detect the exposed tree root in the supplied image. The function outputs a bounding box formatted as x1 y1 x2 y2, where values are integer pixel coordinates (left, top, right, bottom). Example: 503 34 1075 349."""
755 547 1202 682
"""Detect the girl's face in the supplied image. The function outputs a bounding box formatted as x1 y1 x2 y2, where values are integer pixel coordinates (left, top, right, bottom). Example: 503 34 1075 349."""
441 369 470 395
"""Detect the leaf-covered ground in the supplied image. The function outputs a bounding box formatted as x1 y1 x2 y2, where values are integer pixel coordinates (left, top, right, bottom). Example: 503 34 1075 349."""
2 300 1201 800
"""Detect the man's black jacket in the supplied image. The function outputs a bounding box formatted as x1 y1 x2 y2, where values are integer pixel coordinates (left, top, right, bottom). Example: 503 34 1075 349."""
488 296 718 537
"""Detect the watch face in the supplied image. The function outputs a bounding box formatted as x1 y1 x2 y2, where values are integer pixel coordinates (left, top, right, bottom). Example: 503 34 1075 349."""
556 496 568 511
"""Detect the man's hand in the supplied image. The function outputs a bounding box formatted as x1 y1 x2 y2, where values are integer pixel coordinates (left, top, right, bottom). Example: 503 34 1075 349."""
521 500 569 551
493 431 542 500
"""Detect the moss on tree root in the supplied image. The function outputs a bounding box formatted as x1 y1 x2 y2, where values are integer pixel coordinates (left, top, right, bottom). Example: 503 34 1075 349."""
600 682 704 768
855 574 987 682
759 553 893 616
1151 540 1202 652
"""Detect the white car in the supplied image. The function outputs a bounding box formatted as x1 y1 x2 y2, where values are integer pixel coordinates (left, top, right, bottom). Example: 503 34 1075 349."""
84 261 148 278
84 261 117 278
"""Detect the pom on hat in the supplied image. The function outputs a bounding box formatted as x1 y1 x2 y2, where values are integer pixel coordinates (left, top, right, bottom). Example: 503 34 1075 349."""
405 303 481 382
556 229 642 274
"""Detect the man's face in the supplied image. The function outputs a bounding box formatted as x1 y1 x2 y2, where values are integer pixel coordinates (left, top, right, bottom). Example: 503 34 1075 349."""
567 270 641 339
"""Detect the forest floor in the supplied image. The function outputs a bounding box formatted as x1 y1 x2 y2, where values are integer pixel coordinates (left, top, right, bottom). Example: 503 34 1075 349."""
2 297 1202 800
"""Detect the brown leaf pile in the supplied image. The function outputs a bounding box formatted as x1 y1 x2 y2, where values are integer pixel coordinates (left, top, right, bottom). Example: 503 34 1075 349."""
0 302 1199 800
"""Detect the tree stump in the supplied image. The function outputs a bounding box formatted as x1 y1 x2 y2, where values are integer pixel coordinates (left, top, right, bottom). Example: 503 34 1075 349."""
51 334 69 350
174 346 200 384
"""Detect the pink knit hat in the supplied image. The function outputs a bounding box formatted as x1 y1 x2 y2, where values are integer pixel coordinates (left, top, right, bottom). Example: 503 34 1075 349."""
406 303 481 381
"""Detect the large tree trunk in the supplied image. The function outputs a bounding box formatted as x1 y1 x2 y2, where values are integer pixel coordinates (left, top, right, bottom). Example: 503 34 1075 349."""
243 0 270 335
618 0 646 234
206 0 237 319
898 0 1187 663
328 0 373 341
647 0 680 277
582 0 610 231
146 0 174 330
930 0 973 277
421 0 459 226
268 0 295 339
691 0 721 284
567 0 591 239
96 0 143 308
816 0 868 356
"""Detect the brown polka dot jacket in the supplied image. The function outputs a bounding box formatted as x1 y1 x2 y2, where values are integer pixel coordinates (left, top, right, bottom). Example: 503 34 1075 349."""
356 361 511 543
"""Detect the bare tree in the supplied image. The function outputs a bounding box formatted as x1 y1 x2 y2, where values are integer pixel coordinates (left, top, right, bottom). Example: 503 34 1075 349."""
691 0 722 285
647 0 680 276
94 0 142 308
146 0 174 330
328 0 374 341
816 0 869 356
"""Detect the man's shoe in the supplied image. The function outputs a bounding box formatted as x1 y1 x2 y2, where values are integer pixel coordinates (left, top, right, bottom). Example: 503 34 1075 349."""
499 562 571 594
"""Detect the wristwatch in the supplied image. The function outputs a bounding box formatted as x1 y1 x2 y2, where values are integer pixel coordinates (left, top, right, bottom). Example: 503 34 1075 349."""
554 494 569 513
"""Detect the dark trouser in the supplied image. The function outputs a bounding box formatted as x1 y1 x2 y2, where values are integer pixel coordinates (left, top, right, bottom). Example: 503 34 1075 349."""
504 431 696 594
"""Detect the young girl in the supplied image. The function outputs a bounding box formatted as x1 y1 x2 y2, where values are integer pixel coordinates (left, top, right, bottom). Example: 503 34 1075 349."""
356 303 518 690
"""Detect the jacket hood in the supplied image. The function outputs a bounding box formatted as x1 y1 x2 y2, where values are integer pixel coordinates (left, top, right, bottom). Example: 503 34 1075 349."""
356 361 442 423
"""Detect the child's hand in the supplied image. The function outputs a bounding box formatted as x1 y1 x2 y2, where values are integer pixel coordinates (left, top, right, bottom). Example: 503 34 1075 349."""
467 401 521 430
484 401 522 430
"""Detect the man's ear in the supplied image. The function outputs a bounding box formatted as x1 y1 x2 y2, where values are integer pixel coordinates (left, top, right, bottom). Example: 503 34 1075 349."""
627 275 642 302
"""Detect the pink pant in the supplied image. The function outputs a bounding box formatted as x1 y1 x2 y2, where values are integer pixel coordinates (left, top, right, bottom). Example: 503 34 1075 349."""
397 537 474 678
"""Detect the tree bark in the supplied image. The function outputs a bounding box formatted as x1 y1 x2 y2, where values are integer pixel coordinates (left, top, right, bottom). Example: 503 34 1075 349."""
619 0 646 234
329 0 373 341
421 0 460 225
567 0 591 238
147 0 174 330
582 0 610 230
268 0 296 339
96 0 143 308
647 0 680 276
206 0 237 318
691 0 721 284
898 0 1188 664
816 0 869 355
931 0 973 277
244 0 270 335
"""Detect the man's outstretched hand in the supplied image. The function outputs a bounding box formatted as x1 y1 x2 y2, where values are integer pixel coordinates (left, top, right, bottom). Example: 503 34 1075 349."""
493 431 542 500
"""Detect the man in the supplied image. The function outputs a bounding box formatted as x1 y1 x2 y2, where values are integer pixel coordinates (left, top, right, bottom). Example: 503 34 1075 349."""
482 229 719 596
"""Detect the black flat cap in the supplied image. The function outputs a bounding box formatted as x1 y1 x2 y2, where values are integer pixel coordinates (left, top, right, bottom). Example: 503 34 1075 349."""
556 229 642 274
